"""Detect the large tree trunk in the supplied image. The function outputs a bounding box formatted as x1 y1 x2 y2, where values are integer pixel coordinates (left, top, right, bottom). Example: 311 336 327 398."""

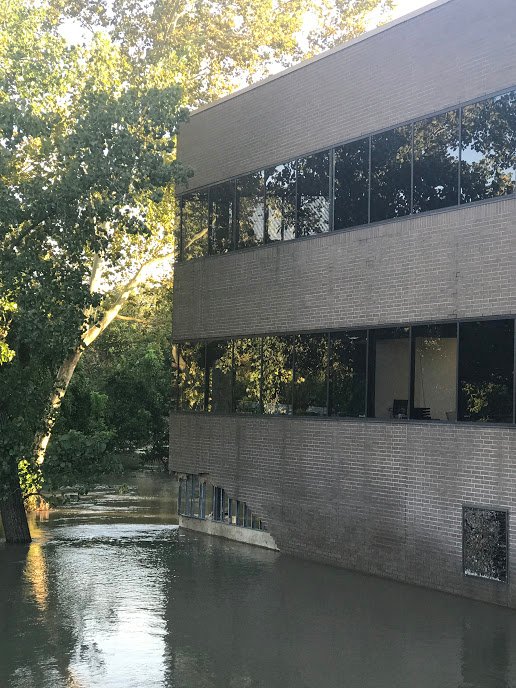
33 347 83 466
1 479 31 544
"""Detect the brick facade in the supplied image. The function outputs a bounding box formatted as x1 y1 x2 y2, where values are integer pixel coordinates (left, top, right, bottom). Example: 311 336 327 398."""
170 0 516 606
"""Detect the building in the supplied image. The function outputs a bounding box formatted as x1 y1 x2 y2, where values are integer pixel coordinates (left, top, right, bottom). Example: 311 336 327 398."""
170 0 516 607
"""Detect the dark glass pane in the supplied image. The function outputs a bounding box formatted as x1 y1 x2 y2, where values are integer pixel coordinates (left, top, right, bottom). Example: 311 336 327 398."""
458 320 514 423
463 507 507 582
204 482 213 519
233 338 262 413
297 151 330 236
191 475 200 518
461 90 516 203
213 487 225 521
237 172 265 248
413 110 459 213
206 340 233 413
178 478 186 515
334 138 370 230
177 342 206 411
265 162 296 242
329 331 367 417
182 192 208 260
411 323 457 421
293 334 328 415
171 343 180 411
367 327 410 419
209 181 234 254
371 126 412 222
262 336 293 415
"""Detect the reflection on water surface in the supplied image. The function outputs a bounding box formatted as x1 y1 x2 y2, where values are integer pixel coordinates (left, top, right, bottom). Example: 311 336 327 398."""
1 471 516 687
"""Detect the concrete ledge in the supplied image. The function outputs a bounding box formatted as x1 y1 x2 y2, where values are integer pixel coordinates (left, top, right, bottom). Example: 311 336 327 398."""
179 516 279 551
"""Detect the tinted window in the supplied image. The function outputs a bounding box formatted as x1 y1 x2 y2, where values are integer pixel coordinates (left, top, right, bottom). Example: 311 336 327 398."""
297 151 330 237
367 327 410 419
334 138 370 230
413 110 459 213
236 172 264 248
177 342 206 411
209 182 234 254
206 340 233 412
233 338 262 413
293 334 328 415
329 331 367 417
370 126 412 222
182 192 208 260
461 90 516 203
411 323 457 421
265 162 296 242
458 320 514 423
262 336 293 414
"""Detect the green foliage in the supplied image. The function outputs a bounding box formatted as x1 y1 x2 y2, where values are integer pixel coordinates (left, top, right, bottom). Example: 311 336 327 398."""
43 429 121 493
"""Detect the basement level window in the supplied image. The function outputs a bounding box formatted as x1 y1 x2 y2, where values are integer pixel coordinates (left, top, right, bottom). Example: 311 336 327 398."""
463 506 508 583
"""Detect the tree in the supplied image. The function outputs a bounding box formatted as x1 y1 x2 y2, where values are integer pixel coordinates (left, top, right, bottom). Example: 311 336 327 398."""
1 0 393 543
0 0 190 542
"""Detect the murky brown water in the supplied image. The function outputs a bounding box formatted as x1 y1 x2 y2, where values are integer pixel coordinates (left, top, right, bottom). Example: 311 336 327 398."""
1 471 516 687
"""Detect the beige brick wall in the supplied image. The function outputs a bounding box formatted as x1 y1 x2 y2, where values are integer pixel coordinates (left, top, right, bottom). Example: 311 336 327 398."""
172 197 516 340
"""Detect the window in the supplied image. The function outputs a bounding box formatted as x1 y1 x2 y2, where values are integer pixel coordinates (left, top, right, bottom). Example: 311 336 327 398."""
293 334 328 415
206 340 233 413
177 342 206 411
265 162 296 242
370 126 412 222
411 323 457 421
209 181 234 254
413 110 459 213
329 330 367 417
458 320 514 423
236 172 265 248
368 327 410 419
461 90 516 204
463 506 508 582
178 475 201 517
182 192 208 260
233 338 262 413
262 336 294 415
334 137 370 230
297 151 330 236
213 486 226 522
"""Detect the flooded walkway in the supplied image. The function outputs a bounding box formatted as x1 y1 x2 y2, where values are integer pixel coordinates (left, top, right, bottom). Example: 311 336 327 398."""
1 472 516 687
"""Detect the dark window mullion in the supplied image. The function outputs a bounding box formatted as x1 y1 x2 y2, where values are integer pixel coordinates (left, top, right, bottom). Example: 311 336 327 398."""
409 326 415 418
326 332 331 416
456 321 461 422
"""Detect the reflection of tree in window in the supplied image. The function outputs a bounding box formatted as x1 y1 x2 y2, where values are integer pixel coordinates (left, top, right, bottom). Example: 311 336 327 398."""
329 331 367 417
206 340 233 412
297 152 330 236
233 338 262 413
262 336 293 414
458 320 514 423
237 172 264 248
177 342 206 411
371 126 412 222
413 110 459 213
182 192 208 260
293 334 328 415
461 90 516 203
209 181 234 254
265 162 296 242
334 138 370 230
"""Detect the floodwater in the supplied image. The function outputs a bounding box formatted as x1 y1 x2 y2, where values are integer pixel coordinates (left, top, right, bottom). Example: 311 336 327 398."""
1 473 516 688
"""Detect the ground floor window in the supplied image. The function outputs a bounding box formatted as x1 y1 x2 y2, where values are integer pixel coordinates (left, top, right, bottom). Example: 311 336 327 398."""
463 506 508 583
178 475 266 531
